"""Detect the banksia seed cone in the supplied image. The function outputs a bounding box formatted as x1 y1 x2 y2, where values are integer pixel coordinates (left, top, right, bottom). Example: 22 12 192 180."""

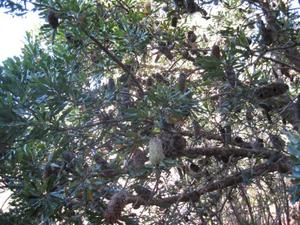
178 73 187 93
185 0 200 13
119 86 131 108
146 77 154 87
254 82 288 99
47 10 59 29
158 44 174 60
134 185 152 200
187 31 197 43
211 44 221 59
61 151 75 162
171 16 178 27
128 150 148 170
104 191 128 224
149 137 165 165
161 133 186 158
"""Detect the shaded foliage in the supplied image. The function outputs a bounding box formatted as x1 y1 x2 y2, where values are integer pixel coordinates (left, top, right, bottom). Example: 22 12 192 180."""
0 0 300 224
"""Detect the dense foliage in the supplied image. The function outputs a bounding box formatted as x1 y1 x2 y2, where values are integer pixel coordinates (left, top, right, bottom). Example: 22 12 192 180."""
1 0 300 224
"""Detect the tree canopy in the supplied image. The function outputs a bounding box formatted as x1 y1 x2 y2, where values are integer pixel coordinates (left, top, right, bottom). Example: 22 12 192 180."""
1 0 300 224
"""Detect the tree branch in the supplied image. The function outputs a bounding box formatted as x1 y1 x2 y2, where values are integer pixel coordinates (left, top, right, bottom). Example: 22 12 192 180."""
262 56 300 73
183 146 280 159
127 156 291 208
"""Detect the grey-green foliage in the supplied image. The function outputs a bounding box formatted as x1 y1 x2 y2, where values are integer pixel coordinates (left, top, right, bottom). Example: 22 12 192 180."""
0 0 300 224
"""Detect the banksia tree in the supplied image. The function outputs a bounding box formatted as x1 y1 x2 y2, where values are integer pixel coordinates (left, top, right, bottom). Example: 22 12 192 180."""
0 0 300 224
